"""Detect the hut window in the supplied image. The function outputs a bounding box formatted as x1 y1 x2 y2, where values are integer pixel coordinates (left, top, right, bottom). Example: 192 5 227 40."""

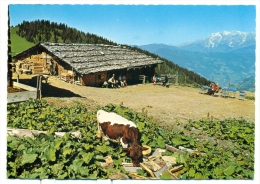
98 74 102 80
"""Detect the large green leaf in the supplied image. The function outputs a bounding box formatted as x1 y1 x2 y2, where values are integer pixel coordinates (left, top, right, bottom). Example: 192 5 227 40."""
96 145 111 153
8 137 20 149
84 143 94 151
177 154 186 165
136 169 146 176
47 126 56 136
70 159 84 174
172 137 185 146
82 152 94 164
188 167 196 178
160 173 172 179
141 134 149 144
57 172 68 179
45 146 56 162
21 153 38 165
52 163 64 175
88 170 98 179
157 137 166 148
80 166 90 177
213 167 223 177
63 132 70 141
63 147 72 156
223 163 236 176
194 172 203 179
137 122 145 132
17 144 27 151
54 139 63 150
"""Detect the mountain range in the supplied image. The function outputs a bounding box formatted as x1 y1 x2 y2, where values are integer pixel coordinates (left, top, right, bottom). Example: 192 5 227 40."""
138 31 255 90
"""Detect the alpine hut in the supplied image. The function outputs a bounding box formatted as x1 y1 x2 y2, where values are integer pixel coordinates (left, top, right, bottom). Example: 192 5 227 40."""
13 42 163 87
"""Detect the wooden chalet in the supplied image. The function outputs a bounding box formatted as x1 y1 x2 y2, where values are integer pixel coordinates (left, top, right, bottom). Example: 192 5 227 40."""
13 42 163 87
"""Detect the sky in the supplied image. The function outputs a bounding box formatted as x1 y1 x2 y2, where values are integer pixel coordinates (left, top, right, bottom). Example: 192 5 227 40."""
8 4 256 46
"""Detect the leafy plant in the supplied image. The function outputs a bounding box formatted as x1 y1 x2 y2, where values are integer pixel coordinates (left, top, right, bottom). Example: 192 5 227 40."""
7 100 255 179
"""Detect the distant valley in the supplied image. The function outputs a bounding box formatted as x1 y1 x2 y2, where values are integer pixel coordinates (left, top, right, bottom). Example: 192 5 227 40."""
138 31 255 91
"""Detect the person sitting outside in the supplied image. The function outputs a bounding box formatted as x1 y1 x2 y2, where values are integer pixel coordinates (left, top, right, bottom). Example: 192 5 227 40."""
108 74 117 88
215 83 221 93
208 82 217 95
162 75 169 86
102 81 108 88
152 74 157 84
118 74 125 87
122 74 127 87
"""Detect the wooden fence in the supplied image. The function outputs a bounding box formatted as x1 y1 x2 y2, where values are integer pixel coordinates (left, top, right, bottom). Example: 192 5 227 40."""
161 72 178 84
7 75 42 104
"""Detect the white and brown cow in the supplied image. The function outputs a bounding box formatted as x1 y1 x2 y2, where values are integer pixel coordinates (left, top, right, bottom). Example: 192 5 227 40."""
97 109 147 166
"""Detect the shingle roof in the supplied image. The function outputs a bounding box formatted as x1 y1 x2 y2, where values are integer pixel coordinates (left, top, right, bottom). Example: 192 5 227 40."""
39 42 163 75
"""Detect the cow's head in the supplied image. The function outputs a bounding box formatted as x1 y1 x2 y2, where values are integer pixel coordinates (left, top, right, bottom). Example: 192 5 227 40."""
124 143 148 167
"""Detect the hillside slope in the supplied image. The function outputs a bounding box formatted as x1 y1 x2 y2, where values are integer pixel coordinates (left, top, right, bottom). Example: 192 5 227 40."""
153 47 255 84
10 26 34 56
138 39 255 89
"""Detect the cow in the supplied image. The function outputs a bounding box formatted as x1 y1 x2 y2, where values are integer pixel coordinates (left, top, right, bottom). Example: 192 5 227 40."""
97 109 147 167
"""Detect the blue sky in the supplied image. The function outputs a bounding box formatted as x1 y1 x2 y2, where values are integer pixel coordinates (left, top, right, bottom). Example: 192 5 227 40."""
9 4 256 45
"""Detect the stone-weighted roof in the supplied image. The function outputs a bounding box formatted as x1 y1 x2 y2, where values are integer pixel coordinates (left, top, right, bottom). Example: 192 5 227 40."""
38 42 163 74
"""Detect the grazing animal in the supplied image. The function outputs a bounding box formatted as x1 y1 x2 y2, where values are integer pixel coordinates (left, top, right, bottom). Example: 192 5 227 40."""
97 109 147 166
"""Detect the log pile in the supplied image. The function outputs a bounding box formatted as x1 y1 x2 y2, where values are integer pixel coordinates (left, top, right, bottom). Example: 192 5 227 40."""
122 146 185 179
7 128 81 138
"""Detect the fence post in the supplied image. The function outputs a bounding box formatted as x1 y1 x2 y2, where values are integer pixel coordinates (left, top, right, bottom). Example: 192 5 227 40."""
17 73 19 83
36 75 39 99
36 75 42 100
39 76 42 100
175 72 178 84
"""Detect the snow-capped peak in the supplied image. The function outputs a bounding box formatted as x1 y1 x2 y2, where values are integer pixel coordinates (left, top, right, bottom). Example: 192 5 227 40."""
177 30 255 52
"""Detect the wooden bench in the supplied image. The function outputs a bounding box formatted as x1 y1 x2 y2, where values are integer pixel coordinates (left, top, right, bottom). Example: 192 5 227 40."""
239 91 246 100
139 75 146 84
221 87 237 98
158 76 169 87
199 85 211 94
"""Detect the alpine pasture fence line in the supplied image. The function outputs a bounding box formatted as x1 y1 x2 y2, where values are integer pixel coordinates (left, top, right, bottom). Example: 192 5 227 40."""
160 73 178 84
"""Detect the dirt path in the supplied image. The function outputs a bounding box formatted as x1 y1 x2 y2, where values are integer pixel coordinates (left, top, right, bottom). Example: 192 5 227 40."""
41 76 255 126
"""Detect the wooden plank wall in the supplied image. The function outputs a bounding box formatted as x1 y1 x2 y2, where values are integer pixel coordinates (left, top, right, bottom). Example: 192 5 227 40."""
81 71 108 87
